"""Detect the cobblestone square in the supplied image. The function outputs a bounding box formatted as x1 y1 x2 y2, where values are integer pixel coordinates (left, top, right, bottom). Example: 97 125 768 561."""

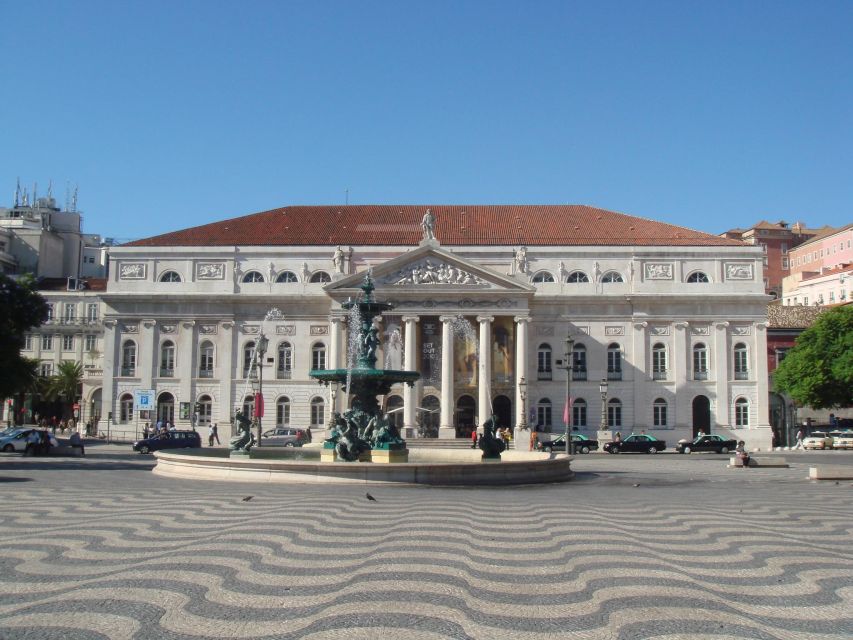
0 447 851 639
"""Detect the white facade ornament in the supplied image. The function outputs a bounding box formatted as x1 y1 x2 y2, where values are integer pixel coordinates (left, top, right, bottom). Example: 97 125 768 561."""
691 325 711 336
332 246 345 273
558 261 568 281
301 262 311 281
119 263 146 280
535 325 554 336
731 326 752 336
726 263 754 280
310 325 329 336
605 325 625 336
275 325 296 335
512 246 529 275
650 325 670 336
644 263 674 280
197 263 225 280
242 325 260 335
121 323 138 333
161 324 176 334
385 260 484 285
421 209 436 241
199 324 218 335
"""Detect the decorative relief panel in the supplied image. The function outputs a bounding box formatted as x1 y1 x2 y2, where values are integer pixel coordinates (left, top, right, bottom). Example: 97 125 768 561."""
535 326 554 336
310 325 329 336
731 326 752 336
575 326 590 335
392 299 518 309
276 325 296 335
384 260 485 285
650 326 670 336
605 326 625 336
242 325 260 335
691 326 710 336
196 263 225 280
644 263 674 280
160 324 176 334
725 263 754 280
121 323 138 334
119 263 146 280
199 324 217 335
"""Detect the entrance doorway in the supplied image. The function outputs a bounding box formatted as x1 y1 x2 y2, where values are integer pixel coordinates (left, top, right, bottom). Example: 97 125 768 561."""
492 395 512 430
157 392 175 425
692 395 711 437
455 394 476 437
421 395 440 438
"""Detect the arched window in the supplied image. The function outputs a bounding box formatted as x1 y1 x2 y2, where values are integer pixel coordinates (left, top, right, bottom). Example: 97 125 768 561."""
537 398 552 428
196 394 212 426
687 271 709 283
602 272 624 283
310 397 325 426
652 343 667 380
572 398 587 427
159 340 175 377
693 343 708 380
607 398 622 427
160 271 181 282
243 341 256 378
276 271 298 283
199 341 215 378
121 340 136 376
242 271 265 283
386 395 404 429
653 398 668 427
310 271 331 283
277 342 293 379
572 344 587 380
537 343 552 380
276 396 291 426
607 343 622 380
734 342 748 380
242 394 255 419
566 271 589 283
311 343 326 370
532 271 555 283
157 392 175 424
735 397 749 427
120 393 134 423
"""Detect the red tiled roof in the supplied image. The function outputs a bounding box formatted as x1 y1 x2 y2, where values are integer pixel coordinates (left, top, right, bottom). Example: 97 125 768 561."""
125 205 745 248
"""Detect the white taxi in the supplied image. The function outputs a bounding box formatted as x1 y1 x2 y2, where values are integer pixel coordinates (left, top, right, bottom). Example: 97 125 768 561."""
830 430 853 450
802 431 834 450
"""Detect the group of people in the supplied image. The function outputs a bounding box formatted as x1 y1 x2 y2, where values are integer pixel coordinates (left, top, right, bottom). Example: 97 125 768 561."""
470 427 513 449
142 420 176 439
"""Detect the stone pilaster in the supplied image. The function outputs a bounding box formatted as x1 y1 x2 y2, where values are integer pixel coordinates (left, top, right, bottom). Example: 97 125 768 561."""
438 315 455 439
402 316 420 437
477 316 494 430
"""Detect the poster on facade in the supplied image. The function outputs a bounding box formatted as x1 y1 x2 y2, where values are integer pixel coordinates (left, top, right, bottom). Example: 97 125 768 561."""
491 316 514 385
179 402 191 420
454 317 478 386
420 317 440 386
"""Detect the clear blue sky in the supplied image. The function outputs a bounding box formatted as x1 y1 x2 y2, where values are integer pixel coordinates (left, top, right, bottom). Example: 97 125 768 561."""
2 1 851 241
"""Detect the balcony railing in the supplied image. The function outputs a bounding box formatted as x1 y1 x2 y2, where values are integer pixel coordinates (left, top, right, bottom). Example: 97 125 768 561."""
276 370 292 380
734 370 749 380
572 370 587 381
537 369 552 380
607 370 622 381
159 367 174 378
694 370 708 380
198 369 214 378
652 370 666 380
120 367 136 377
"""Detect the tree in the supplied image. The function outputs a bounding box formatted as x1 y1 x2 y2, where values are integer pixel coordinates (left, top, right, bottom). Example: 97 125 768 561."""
45 361 84 418
0 274 49 399
774 306 853 409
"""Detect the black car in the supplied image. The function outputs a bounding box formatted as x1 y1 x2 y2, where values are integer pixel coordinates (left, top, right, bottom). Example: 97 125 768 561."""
675 434 737 454
133 430 202 454
603 434 666 454
537 433 599 454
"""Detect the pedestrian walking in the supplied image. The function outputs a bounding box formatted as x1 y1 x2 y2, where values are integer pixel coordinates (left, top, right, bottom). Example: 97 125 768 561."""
794 429 804 450
470 428 478 449
211 423 220 445
208 424 215 446
529 430 537 451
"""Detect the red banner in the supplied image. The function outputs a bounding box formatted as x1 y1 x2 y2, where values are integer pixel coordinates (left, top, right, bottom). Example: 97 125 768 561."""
254 392 264 418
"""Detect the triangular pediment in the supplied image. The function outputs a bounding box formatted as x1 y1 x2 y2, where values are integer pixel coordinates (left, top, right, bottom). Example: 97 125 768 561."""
325 242 534 297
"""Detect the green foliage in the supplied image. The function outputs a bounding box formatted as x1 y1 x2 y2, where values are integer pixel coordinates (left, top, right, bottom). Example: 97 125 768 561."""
774 306 853 409
45 361 84 413
0 274 49 398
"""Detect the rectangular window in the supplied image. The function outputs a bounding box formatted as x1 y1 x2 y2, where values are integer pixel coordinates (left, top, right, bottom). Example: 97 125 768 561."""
781 243 788 254
571 350 587 380
693 349 708 380
312 348 326 371
572 403 586 428
735 404 749 427
782 257 789 269
87 303 98 321
277 402 290 426
62 335 74 351
804 296 809 306
734 350 749 380
652 349 667 380
829 291 835 302
64 303 75 322
841 289 847 300
23 334 32 350
537 404 552 428
537 349 552 380
653 404 667 427
42 334 53 350
40 362 53 377
46 304 54 320
607 403 622 427
85 334 97 352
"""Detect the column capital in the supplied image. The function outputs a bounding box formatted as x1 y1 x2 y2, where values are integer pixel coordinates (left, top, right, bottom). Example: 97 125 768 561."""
755 322 769 332
513 315 531 324
181 320 196 330
329 316 347 325
439 315 457 323
103 319 117 329
714 321 730 330
401 315 420 324
674 321 689 331
142 319 157 329
633 321 648 330
221 321 234 330
476 315 495 324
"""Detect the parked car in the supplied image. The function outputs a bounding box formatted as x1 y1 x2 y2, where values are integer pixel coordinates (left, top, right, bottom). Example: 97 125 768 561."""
133 430 202 454
803 431 834 450
537 433 599 454
603 434 666 454
675 434 738 454
831 430 853 450
261 427 305 447
0 428 59 453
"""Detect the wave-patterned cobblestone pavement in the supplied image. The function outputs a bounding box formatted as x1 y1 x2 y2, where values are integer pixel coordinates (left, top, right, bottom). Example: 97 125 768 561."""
0 452 851 639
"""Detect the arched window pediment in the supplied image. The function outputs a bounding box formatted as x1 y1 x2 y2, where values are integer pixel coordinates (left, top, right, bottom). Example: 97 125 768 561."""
242 271 265 283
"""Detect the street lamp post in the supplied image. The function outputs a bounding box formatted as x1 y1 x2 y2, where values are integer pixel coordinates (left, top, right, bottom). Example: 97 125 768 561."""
254 333 269 447
518 376 528 430
599 378 609 433
564 337 575 456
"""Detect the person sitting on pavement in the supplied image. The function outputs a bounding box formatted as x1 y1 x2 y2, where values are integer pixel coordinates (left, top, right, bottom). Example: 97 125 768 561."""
735 440 750 467
69 431 85 456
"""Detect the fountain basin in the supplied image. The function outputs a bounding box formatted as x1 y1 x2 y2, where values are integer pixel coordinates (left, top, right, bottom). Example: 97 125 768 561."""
151 448 573 486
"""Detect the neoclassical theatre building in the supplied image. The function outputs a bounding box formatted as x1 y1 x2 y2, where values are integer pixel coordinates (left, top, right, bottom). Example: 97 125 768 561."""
102 205 772 448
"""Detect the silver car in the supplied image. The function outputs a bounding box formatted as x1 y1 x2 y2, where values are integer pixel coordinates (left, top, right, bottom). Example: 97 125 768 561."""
261 427 305 447
0 428 59 452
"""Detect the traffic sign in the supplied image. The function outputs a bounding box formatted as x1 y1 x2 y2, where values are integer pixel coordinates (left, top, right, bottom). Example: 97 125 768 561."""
134 390 155 412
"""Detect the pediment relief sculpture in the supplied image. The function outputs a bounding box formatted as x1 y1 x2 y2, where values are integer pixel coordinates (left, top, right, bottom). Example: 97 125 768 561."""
383 259 485 286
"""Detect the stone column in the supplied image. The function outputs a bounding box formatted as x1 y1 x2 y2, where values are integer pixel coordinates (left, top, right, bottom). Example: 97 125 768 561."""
219 321 235 430
101 319 119 429
513 316 530 446
632 322 647 428
673 322 689 427
438 315 455 439
714 322 730 428
402 316 420 438
329 317 346 414
477 316 494 433
754 322 771 434
140 320 157 390
178 321 196 427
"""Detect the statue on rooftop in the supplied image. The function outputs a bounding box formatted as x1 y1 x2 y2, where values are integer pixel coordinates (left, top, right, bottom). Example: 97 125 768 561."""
421 209 436 241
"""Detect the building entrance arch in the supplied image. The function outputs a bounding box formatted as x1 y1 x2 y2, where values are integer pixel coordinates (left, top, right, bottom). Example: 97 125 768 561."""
420 395 440 438
455 394 476 438
492 394 512 430
692 395 711 437
157 392 175 425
